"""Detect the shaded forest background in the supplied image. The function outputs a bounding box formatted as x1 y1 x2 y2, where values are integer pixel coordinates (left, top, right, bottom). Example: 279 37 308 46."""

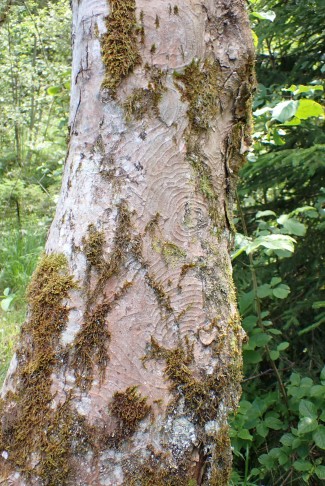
0 0 324 484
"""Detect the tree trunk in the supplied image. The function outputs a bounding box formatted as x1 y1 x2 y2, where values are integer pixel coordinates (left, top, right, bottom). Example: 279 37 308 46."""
0 0 254 484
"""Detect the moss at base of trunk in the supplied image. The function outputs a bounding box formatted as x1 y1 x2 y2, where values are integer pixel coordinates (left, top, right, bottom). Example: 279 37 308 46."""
0 254 78 484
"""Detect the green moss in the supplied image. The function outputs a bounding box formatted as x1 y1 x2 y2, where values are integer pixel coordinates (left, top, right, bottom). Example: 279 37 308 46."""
173 5 179 15
101 0 141 92
187 147 220 226
74 202 135 389
72 303 111 389
82 224 105 268
155 15 160 28
123 445 198 485
161 241 186 266
123 68 166 121
0 254 78 483
126 467 196 486
174 59 220 131
111 386 151 437
89 201 132 303
144 212 161 235
145 273 173 314
144 337 236 425
210 426 233 485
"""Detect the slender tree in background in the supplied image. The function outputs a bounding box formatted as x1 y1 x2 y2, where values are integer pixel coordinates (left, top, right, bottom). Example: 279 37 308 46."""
0 0 254 484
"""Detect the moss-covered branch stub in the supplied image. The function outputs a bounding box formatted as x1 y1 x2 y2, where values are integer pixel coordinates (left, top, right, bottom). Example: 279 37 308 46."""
0 253 78 483
101 0 141 93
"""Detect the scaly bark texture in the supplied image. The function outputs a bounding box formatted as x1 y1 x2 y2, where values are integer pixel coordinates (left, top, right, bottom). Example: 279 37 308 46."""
0 0 254 484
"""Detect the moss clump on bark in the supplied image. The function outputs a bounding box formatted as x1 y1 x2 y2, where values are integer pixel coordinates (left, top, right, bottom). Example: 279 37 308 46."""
72 303 111 389
0 254 78 484
101 0 141 92
174 59 220 130
187 146 220 227
111 386 151 437
73 202 135 389
145 273 173 314
144 336 238 426
123 68 167 121
161 241 186 266
82 224 105 268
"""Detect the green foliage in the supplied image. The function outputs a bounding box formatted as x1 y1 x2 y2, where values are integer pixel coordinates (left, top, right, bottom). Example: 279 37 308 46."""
0 0 71 387
230 368 325 484
230 1 325 484
0 0 71 225
0 224 46 382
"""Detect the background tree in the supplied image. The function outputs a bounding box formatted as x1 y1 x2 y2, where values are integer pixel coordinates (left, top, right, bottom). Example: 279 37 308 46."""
0 0 254 484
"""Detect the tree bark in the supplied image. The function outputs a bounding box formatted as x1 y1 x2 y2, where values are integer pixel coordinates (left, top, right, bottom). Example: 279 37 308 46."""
0 0 254 484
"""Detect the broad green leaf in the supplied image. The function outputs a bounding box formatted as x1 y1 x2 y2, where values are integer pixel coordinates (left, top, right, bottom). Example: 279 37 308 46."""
310 385 325 397
270 277 282 287
242 315 257 332
292 437 302 449
293 460 313 472
246 234 296 254
3 287 10 296
264 416 283 430
298 417 318 434
290 373 301 386
273 130 285 146
1 295 14 311
315 465 325 480
251 10 276 22
280 433 294 447
257 284 272 298
284 84 323 95
237 429 253 441
258 453 275 468
273 285 290 299
299 400 317 419
277 215 306 236
256 210 276 218
296 99 324 120
243 350 263 364
247 333 272 349
313 426 325 449
253 106 272 117
272 100 298 122
47 86 61 96
269 350 279 360
256 422 268 438
277 341 289 351
278 452 289 466
268 328 282 335
282 116 301 126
